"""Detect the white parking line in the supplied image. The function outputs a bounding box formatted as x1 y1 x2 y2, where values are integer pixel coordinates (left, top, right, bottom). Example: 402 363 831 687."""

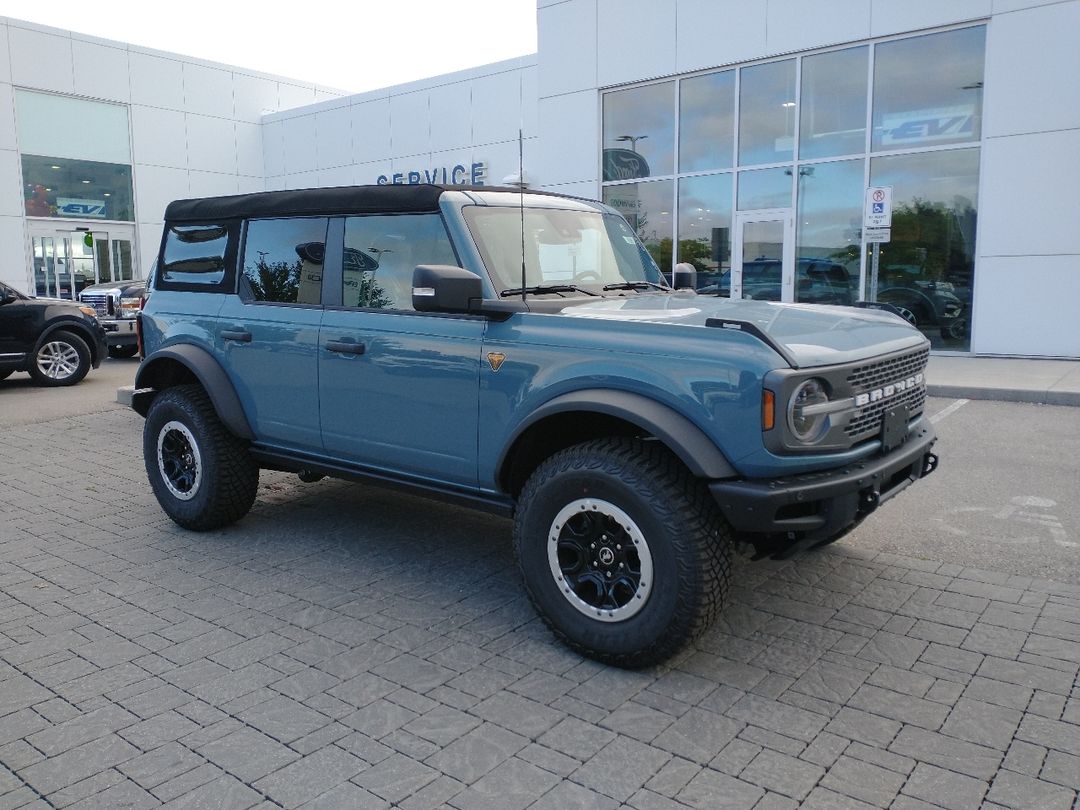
930 398 969 423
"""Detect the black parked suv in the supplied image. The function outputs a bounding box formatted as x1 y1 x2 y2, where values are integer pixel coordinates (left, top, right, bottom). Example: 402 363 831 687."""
0 280 107 386
78 279 146 358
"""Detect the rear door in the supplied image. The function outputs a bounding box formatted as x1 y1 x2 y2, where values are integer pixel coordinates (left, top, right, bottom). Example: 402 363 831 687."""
318 213 484 488
216 217 327 451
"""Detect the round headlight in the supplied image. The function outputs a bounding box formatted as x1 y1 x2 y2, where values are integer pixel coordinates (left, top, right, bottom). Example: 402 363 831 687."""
788 378 830 443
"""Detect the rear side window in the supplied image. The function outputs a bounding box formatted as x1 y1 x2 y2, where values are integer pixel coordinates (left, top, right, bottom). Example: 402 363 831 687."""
240 217 328 305
160 224 231 286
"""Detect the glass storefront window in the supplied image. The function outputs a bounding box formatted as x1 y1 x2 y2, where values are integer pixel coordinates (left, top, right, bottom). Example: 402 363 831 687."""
679 70 735 172
22 155 135 222
800 46 868 160
603 180 673 270
738 59 795 166
872 27 985 152
602 82 675 181
677 174 733 287
795 160 863 302
738 167 792 210
15 90 131 165
870 148 980 350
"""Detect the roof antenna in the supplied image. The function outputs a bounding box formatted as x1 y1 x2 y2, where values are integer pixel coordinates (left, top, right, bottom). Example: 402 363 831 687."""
518 128 526 302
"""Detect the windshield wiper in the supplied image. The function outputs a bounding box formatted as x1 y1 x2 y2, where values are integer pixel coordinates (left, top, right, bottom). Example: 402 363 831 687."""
602 281 670 292
500 284 599 297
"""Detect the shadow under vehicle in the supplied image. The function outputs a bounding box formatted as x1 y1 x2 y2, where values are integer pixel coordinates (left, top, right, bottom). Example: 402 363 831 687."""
0 280 107 386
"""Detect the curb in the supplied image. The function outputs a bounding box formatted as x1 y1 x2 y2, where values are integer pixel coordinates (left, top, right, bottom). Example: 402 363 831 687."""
926 384 1080 407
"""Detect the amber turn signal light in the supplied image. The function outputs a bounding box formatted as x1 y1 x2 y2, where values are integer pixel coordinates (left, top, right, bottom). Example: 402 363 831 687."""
762 389 775 431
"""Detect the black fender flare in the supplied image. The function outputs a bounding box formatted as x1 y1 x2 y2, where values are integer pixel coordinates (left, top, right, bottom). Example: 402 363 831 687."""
134 344 254 440
38 319 102 364
499 389 738 482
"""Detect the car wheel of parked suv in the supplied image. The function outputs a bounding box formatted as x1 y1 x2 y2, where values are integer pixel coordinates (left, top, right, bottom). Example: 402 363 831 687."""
29 330 92 386
143 385 259 531
108 345 139 359
514 437 733 668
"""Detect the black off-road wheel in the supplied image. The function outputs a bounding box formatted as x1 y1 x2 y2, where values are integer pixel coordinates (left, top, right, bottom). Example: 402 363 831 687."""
28 330 91 386
143 385 259 531
514 437 733 668
109 345 139 359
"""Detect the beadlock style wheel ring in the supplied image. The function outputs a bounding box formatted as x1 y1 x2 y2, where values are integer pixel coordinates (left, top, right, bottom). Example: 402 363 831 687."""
547 498 654 622
157 420 203 501
36 340 81 380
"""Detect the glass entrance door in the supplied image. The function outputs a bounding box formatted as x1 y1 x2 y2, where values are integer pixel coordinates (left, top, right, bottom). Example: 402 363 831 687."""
732 209 794 301
28 222 136 296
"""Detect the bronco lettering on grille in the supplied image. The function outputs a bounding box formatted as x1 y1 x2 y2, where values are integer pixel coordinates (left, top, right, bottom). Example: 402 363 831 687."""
854 373 924 408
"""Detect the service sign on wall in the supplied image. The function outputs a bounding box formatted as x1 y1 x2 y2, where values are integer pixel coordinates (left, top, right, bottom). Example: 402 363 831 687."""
56 197 107 218
376 162 487 186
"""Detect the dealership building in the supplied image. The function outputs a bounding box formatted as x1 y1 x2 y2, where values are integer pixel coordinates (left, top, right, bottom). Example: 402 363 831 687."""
1 0 1076 358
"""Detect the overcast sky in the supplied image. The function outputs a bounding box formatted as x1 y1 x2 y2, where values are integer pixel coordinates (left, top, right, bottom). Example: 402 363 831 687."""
0 0 538 92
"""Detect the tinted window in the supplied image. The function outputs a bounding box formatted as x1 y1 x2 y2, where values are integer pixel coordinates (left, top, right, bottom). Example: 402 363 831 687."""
800 46 868 159
679 71 735 172
342 214 456 310
738 60 795 166
161 224 230 285
241 218 328 304
602 82 675 180
677 173 732 281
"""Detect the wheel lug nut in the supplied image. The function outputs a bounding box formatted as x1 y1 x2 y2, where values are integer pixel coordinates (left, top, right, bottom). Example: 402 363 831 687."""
606 571 612 578
616 544 621 550
590 543 596 549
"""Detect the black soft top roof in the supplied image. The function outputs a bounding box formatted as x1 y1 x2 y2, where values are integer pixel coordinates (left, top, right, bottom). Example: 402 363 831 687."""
164 184 561 222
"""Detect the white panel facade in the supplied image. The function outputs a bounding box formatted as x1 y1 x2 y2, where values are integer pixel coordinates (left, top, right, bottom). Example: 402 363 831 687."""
0 215 27 289
0 149 23 217
129 52 185 111
983 1 1080 137
389 92 430 158
134 164 188 226
188 170 239 199
472 70 524 145
428 82 473 152
183 63 235 119
674 0 767 74
72 40 130 102
316 106 353 170
351 99 392 163
596 0 675 87
972 256 1080 356
537 0 597 97
8 26 73 94
536 90 598 187
977 129 1080 257
0 83 16 152
0 23 11 84
869 0 992 37
233 74 281 122
186 114 237 174
283 114 317 175
235 122 265 179
131 106 187 169
765 0 871 56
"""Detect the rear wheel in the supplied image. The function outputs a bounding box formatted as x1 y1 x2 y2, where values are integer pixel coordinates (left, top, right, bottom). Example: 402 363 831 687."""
514 437 733 668
143 385 259 530
28 330 91 386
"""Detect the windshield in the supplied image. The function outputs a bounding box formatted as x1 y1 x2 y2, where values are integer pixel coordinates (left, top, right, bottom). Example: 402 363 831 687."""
462 206 666 294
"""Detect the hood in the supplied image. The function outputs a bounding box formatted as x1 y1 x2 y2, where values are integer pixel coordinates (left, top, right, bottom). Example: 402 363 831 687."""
79 280 145 295
558 294 927 368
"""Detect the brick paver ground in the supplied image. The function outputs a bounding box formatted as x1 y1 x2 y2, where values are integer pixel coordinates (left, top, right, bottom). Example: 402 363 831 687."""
2 409 1079 809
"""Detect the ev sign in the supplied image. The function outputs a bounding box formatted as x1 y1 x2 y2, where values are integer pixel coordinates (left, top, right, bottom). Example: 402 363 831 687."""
864 186 893 228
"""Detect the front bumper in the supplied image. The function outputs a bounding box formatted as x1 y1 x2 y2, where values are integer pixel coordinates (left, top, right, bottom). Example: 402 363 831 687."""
100 318 138 347
710 423 937 552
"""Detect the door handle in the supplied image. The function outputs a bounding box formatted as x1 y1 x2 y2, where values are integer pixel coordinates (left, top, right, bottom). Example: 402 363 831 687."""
326 340 366 355
222 330 252 343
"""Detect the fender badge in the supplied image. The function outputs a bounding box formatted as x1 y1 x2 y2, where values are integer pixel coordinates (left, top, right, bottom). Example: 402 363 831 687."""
487 352 506 372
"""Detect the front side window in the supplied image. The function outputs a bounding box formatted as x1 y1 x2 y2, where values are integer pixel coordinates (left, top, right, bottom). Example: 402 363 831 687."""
160 224 231 286
240 218 328 304
464 206 665 293
342 214 457 310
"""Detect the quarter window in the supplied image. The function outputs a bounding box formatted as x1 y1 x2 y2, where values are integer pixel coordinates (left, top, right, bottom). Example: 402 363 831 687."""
241 218 328 305
160 224 231 286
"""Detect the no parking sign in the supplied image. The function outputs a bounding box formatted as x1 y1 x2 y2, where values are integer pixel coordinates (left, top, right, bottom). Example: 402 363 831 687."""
864 186 893 228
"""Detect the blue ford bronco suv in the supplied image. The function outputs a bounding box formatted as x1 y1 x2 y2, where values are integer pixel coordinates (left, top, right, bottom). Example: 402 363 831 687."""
132 184 937 667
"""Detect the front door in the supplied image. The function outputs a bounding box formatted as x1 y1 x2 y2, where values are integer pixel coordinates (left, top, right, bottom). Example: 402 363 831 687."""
28 221 137 297
732 209 794 302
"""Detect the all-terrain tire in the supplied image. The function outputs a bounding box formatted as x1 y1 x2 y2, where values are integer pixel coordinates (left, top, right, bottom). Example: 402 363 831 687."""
143 384 259 531
514 437 733 668
28 330 91 386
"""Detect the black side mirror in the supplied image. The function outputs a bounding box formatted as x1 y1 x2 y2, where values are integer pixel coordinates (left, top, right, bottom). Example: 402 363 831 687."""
672 262 697 290
412 265 483 314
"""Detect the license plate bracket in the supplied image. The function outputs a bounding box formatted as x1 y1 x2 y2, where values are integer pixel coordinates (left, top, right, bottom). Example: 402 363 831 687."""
880 403 909 453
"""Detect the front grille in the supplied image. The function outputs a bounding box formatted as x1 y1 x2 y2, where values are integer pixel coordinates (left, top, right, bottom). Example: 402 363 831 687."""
80 293 113 317
844 346 930 442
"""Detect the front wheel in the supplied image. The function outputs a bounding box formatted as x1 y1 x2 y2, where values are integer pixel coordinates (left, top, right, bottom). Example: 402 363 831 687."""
29 330 91 386
143 385 259 530
514 438 733 668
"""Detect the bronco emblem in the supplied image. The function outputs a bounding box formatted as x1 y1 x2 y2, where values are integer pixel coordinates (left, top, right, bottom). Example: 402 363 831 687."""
487 352 506 372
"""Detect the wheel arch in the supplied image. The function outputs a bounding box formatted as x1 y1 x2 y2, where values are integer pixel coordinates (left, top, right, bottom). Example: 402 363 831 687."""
38 320 101 365
497 389 737 497
133 344 254 440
